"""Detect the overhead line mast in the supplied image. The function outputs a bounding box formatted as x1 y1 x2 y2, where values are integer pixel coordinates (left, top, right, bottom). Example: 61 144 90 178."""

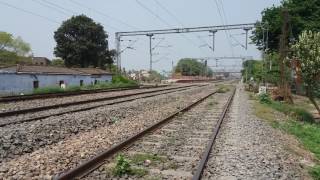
115 23 257 72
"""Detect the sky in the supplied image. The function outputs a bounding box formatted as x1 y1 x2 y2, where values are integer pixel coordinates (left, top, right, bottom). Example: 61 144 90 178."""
0 0 281 73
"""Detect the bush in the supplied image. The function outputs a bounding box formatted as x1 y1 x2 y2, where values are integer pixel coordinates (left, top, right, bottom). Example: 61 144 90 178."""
112 75 136 84
65 85 81 92
258 93 272 104
113 154 131 176
268 101 315 123
33 86 64 94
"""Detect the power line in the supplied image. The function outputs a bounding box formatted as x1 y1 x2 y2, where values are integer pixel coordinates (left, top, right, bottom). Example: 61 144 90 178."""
0 1 59 24
42 0 78 14
31 0 70 16
69 0 138 30
153 0 185 26
212 0 234 55
137 0 211 56
136 0 172 27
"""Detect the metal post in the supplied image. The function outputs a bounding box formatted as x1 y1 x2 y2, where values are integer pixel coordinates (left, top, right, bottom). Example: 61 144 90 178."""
209 30 217 52
146 34 154 72
115 33 121 73
243 27 251 50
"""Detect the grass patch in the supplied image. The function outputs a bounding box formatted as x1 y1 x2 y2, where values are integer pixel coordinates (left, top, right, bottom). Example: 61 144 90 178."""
310 165 320 179
110 154 148 177
216 85 231 93
253 96 320 179
208 101 218 106
32 75 138 95
130 153 167 166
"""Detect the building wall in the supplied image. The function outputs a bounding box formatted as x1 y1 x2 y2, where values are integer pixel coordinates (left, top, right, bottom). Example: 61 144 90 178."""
0 73 112 95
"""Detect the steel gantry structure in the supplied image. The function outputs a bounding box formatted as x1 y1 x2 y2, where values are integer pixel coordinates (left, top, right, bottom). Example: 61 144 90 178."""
115 23 258 72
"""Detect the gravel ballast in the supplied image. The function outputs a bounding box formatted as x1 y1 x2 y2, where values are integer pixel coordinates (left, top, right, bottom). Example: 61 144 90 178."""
202 83 308 179
0 84 217 179
0 84 196 113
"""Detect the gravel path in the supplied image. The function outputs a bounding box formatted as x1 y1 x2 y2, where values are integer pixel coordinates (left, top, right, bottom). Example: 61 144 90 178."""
85 90 232 179
0 84 218 179
202 83 307 180
0 84 196 113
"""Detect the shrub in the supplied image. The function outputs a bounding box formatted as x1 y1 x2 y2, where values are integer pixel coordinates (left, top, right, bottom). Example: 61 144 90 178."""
258 93 272 104
112 75 137 85
293 108 314 123
33 86 64 94
65 85 81 92
268 101 315 123
113 154 131 176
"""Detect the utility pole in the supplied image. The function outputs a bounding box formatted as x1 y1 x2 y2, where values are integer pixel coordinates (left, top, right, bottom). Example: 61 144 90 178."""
209 30 217 52
244 27 252 50
279 9 293 103
115 33 121 73
146 34 154 72
171 60 174 78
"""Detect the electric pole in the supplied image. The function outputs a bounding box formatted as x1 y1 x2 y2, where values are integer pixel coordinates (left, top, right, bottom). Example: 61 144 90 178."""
244 27 252 50
279 9 293 103
146 34 154 72
209 30 217 52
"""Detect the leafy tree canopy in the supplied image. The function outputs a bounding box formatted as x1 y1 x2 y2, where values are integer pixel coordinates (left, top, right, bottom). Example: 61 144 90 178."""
175 58 213 77
0 31 31 65
251 0 320 52
0 31 31 56
292 30 320 113
54 15 113 68
51 58 65 67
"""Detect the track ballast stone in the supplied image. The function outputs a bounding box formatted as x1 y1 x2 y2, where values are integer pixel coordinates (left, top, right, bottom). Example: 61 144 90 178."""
202 83 307 180
0 84 216 179
84 89 232 179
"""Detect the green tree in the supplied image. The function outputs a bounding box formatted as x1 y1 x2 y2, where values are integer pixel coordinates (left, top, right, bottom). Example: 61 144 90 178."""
51 58 65 67
0 32 13 50
242 60 265 83
54 15 112 68
0 32 31 56
251 0 320 52
12 36 31 56
292 30 320 114
0 32 31 65
175 58 212 76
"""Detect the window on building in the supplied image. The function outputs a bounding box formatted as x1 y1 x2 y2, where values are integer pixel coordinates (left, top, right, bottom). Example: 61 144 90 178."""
33 81 39 89
94 80 98 85
80 80 83 86
40 62 44 65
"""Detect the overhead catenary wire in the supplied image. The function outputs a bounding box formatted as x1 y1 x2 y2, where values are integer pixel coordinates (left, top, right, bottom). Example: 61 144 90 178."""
212 0 234 55
39 0 119 33
69 0 138 31
153 0 214 53
42 0 78 15
136 0 211 56
31 0 71 17
0 1 59 24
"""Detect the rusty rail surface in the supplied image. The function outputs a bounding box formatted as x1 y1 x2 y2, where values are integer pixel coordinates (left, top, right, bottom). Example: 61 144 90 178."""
192 88 236 180
53 90 219 180
0 85 205 127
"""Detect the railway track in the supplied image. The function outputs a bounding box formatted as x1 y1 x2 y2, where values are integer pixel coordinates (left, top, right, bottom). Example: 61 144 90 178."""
0 84 172 103
0 84 205 127
53 86 236 180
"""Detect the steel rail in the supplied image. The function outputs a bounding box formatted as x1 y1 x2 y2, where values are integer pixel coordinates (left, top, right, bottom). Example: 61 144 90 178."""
0 86 150 103
192 88 236 180
0 85 204 127
0 84 200 118
53 90 220 180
